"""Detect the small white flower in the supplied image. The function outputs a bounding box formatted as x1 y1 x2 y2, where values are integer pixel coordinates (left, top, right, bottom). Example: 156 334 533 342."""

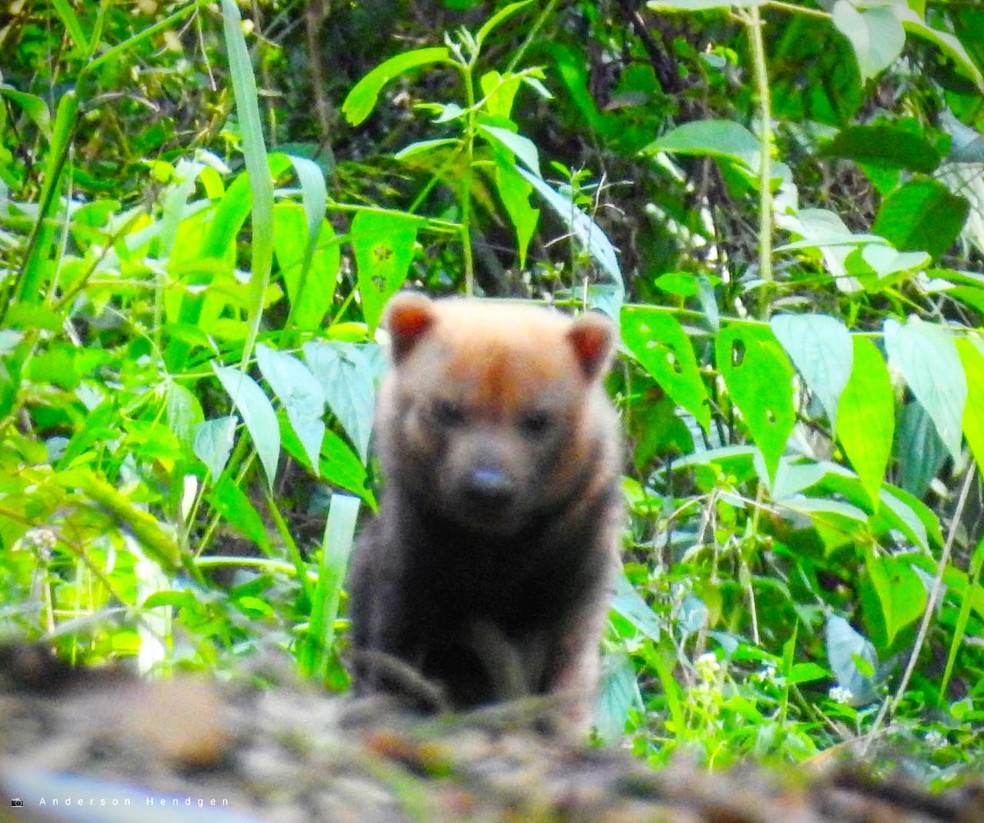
695 652 720 681
828 685 853 704
924 729 947 749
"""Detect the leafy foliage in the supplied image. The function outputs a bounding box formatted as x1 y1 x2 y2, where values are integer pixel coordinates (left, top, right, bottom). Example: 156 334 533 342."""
2 0 984 782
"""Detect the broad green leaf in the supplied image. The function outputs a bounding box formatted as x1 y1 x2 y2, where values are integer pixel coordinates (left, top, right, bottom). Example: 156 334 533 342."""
209 475 271 551
342 48 451 126
351 211 420 331
894 6 984 91
837 337 893 508
865 549 926 647
621 307 710 431
779 496 869 551
516 167 624 308
492 153 539 269
716 325 795 481
956 339 984 471
165 383 204 451
478 124 541 177
832 1 905 81
256 344 326 473
272 204 340 330
645 120 760 170
825 615 879 706
193 415 237 481
284 154 327 254
303 341 383 462
884 317 966 462
770 314 852 430
213 365 280 490
873 179 970 260
479 70 522 120
819 125 939 174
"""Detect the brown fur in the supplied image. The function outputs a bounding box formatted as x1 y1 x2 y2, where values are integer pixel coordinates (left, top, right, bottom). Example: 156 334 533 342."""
348 293 622 731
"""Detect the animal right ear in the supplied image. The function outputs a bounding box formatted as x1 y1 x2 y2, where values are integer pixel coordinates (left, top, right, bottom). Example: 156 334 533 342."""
384 292 436 362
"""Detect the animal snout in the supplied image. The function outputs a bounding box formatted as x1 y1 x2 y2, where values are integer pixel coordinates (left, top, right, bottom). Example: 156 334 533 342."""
463 466 516 506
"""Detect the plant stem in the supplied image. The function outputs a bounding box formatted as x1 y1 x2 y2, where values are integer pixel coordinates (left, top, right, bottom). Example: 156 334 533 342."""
744 5 774 320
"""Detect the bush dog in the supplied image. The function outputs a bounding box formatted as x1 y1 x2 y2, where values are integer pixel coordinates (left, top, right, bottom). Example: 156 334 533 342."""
348 292 622 731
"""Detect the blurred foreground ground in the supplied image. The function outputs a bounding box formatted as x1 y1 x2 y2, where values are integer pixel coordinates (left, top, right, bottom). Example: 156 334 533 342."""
1 646 982 823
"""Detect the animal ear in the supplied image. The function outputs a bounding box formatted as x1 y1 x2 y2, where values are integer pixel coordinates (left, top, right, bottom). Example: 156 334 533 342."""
567 312 615 380
384 292 436 362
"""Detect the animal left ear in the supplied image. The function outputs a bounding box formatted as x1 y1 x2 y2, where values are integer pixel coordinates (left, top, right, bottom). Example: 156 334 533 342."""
567 313 615 380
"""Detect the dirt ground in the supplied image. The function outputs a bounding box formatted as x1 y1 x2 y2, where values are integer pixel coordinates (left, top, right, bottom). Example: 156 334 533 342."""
1 645 981 823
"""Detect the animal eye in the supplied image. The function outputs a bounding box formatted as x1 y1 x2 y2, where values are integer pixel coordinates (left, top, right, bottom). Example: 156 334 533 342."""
519 411 553 437
433 398 466 427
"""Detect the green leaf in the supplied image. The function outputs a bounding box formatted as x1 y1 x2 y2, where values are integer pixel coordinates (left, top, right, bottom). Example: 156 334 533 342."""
165 383 204 451
837 336 894 508
872 179 970 260
716 325 795 481
273 204 340 330
865 549 927 647
770 314 852 430
478 124 541 177
621 307 710 431
0 86 50 137
884 317 966 462
894 400 949 499
644 119 760 170
194 415 238 481
303 341 382 462
209 475 271 551
302 492 361 678
221 0 275 368
832 1 905 82
819 125 940 174
256 344 326 474
394 138 460 161
876 484 937 552
214 365 281 490
476 0 534 46
957 339 984 471
351 211 420 331
492 153 539 269
51 0 89 53
342 47 451 126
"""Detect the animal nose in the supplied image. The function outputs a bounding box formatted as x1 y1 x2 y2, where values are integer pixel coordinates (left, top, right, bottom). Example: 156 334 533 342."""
464 467 516 506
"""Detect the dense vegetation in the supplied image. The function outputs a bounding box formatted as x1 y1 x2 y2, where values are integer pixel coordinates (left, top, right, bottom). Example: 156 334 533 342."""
2 0 983 783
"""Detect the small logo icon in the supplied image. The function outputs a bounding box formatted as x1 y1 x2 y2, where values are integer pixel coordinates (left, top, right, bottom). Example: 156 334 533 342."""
11 798 24 807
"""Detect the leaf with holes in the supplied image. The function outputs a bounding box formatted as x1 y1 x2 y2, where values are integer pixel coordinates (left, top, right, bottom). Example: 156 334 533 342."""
621 307 709 431
351 211 421 331
771 313 852 430
716 325 795 481
884 317 966 462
